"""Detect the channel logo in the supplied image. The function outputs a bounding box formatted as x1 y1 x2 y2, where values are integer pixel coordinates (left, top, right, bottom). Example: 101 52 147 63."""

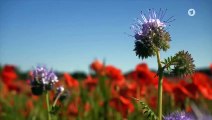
188 8 196 16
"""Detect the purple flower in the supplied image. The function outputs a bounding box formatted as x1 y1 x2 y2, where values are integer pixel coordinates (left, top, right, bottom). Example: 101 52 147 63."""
164 111 195 120
47 70 58 84
32 66 58 85
32 66 48 84
131 9 173 36
31 66 58 95
131 9 173 59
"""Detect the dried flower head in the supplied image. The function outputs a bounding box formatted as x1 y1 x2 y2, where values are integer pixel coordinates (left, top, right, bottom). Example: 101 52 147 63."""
164 111 196 120
172 51 195 76
131 9 173 59
31 66 58 95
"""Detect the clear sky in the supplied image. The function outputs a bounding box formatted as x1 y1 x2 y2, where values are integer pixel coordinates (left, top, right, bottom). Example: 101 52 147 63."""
0 0 212 73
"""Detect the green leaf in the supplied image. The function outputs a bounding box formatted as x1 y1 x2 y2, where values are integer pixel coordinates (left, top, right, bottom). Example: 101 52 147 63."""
132 98 157 120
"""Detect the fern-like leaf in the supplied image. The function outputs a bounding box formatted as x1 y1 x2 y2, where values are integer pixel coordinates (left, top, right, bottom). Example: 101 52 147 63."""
132 97 157 120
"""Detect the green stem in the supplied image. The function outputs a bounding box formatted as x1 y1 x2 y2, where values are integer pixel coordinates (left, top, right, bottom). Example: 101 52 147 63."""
156 51 163 120
53 92 62 107
46 92 51 120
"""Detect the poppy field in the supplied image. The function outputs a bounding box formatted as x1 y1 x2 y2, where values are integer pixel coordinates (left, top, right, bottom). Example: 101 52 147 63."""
0 61 212 120
1 3 212 119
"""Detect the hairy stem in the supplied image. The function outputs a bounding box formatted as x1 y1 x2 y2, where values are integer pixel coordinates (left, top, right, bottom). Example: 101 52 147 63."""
46 92 51 120
156 51 163 120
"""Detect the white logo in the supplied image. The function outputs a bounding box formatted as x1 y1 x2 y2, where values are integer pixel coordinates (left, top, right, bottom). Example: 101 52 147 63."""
188 9 195 16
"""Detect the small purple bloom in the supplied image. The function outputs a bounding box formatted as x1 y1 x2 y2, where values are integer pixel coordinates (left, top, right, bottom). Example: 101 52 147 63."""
30 66 58 95
47 70 58 84
32 66 48 84
32 66 58 85
164 111 195 120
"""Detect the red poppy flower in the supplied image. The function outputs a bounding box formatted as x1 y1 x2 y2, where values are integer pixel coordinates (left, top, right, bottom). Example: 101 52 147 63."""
192 73 212 100
84 102 91 112
118 81 137 98
83 76 97 91
172 80 198 103
149 96 157 109
63 73 79 88
105 65 125 86
134 63 158 87
67 102 78 116
90 60 104 74
163 78 176 93
1 65 17 84
109 96 134 118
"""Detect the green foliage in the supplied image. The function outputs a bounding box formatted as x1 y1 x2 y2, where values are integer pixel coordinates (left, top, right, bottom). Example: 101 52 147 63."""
50 106 60 115
161 56 176 72
133 98 157 120
162 51 195 77
134 37 156 59
151 27 171 52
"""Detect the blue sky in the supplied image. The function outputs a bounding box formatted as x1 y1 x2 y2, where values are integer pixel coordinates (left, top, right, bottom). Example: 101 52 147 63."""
0 0 212 73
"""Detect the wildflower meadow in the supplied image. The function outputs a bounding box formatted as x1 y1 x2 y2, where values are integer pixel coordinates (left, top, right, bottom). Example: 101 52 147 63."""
0 5 212 120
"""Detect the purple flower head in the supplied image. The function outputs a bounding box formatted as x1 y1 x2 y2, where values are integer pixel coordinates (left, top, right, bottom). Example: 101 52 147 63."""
31 66 58 85
131 9 174 37
30 66 58 95
32 66 48 84
47 70 58 84
164 111 196 120
131 9 173 59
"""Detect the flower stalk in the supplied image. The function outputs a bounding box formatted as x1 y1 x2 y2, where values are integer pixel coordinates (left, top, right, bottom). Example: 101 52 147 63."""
46 92 51 120
156 50 163 120
30 66 66 120
131 9 195 120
